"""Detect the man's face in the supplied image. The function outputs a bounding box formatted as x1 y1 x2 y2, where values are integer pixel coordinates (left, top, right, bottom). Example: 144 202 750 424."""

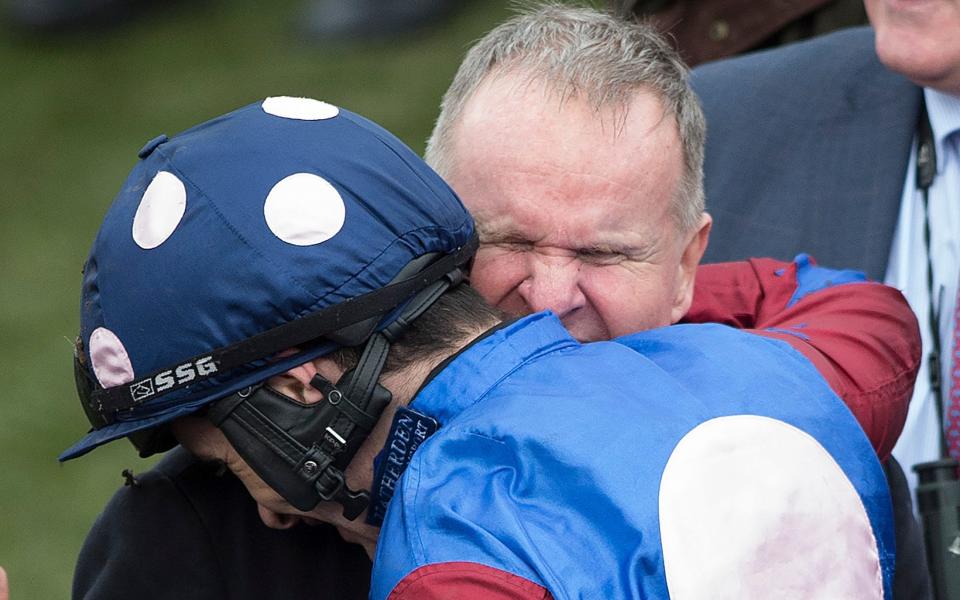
865 0 960 94
171 363 395 558
446 73 710 341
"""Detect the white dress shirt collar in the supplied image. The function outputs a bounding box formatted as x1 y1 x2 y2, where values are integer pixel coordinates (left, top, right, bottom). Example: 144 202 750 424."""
925 87 960 172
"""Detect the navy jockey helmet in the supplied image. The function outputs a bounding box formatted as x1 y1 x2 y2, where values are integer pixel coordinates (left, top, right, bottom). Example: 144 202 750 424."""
64 97 477 519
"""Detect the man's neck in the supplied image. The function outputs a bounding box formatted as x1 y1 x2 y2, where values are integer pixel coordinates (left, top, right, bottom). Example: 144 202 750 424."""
380 318 504 407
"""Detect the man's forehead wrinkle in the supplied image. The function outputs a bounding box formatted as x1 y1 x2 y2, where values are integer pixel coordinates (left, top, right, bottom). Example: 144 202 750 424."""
467 158 666 239
505 163 670 226
489 159 638 195
555 167 650 199
480 135 666 197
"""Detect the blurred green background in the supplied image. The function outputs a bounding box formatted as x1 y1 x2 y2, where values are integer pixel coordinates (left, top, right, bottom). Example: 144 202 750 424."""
0 0 516 596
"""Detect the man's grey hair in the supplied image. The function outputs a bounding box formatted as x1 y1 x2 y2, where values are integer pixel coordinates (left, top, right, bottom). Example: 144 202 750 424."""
424 3 706 232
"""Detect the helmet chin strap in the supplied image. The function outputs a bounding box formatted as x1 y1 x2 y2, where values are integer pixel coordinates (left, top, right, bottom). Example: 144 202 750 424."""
207 269 463 520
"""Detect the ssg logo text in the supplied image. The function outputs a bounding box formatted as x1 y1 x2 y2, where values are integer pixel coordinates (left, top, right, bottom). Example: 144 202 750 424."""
129 356 218 403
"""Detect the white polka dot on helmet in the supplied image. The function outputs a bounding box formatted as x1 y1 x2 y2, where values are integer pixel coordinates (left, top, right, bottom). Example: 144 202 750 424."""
263 172 346 246
261 96 340 121
132 171 187 249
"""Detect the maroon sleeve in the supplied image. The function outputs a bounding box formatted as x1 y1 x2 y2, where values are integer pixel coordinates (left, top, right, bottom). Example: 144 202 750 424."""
387 562 552 600
682 258 921 461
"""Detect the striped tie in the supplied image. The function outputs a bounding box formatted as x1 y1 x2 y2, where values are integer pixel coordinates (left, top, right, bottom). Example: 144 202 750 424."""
950 129 960 460
950 284 960 458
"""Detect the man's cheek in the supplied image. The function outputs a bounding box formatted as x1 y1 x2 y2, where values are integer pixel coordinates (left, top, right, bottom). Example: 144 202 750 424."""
471 251 526 304
227 456 290 511
583 269 669 336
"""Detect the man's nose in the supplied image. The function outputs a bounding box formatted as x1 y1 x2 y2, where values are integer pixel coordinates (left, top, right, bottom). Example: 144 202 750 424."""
517 252 586 318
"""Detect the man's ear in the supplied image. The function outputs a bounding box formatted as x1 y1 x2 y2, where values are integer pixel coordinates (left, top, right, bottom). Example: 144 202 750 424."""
670 213 712 323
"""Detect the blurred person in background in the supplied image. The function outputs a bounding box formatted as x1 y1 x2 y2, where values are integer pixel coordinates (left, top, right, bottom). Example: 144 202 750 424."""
609 0 868 65
691 0 960 597
69 5 922 598
299 0 466 41
5 0 467 40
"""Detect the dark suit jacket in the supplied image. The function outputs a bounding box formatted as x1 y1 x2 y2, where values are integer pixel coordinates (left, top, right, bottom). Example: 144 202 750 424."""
692 26 930 599
695 26 920 279
73 447 372 599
